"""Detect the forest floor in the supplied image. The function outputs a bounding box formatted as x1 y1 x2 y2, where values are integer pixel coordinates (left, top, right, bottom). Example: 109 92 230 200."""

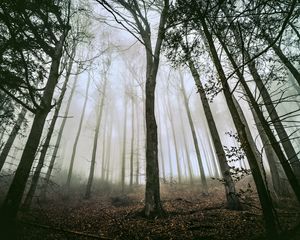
6 178 300 240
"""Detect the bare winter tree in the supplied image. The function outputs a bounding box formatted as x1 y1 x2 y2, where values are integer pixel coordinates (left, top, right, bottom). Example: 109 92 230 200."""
95 0 170 216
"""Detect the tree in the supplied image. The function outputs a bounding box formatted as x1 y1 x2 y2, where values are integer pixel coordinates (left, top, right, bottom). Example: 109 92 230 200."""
40 65 80 200
22 44 77 209
85 57 110 199
178 73 208 193
66 71 91 193
0 1 71 233
96 0 170 216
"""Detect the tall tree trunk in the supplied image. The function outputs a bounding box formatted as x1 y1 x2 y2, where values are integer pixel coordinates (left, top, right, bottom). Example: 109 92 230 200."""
23 47 76 208
66 73 91 192
0 107 26 172
221 5 300 182
157 107 166 183
40 65 80 199
214 27 300 203
121 99 127 193
252 104 290 197
0 33 67 225
179 105 194 184
105 113 113 182
85 77 107 199
130 97 135 186
179 75 208 194
167 95 182 184
142 0 169 217
200 16 278 238
135 101 140 185
101 113 107 180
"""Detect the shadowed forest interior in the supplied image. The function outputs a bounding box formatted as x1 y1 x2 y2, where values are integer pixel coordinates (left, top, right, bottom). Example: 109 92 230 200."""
1 0 300 239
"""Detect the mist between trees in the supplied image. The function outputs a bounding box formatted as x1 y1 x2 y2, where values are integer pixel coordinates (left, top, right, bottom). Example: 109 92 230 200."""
0 0 300 239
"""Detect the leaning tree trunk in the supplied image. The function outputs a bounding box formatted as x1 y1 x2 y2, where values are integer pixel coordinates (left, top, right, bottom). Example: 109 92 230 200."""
0 33 67 224
121 98 127 193
0 107 26 172
66 73 91 192
85 76 107 199
200 16 278 238
214 28 300 203
179 76 208 194
222 5 300 182
187 59 240 209
40 65 80 199
23 47 76 208
262 32 300 85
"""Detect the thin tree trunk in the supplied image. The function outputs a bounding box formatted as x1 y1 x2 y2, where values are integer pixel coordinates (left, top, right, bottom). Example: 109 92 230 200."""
0 108 26 172
200 16 278 238
135 101 140 185
23 47 76 208
167 96 182 184
121 99 127 193
66 73 91 192
105 113 113 182
130 97 135 186
214 27 300 203
85 76 107 199
179 76 208 194
163 99 174 181
186 31 240 210
40 65 80 199
222 6 300 182
157 107 166 183
101 113 107 180
179 106 194 184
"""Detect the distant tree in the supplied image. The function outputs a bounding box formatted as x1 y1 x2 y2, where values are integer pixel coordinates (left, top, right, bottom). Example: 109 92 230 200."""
85 56 110 199
66 72 91 193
